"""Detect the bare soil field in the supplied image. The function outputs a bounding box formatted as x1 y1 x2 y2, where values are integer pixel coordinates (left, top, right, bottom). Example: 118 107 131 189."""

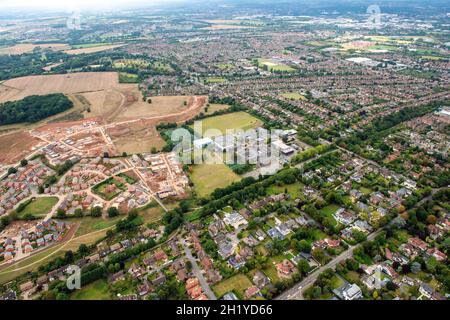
115 95 191 121
63 44 125 55
106 122 166 154
0 43 69 55
0 131 41 164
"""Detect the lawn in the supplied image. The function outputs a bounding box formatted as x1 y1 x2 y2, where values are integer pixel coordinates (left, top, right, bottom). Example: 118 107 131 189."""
319 204 340 225
266 182 303 199
190 163 241 197
16 197 59 219
212 274 253 298
279 92 306 100
191 111 263 138
70 279 111 300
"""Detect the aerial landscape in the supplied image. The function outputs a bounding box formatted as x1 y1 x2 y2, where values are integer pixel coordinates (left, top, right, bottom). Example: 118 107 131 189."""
0 0 448 305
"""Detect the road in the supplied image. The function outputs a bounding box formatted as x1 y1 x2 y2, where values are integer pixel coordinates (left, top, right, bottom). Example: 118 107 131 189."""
276 229 383 300
181 238 217 300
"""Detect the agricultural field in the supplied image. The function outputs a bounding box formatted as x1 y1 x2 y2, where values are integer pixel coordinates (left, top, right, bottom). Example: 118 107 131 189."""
0 72 120 103
16 197 59 219
63 43 125 55
190 163 241 197
191 111 263 138
0 43 69 55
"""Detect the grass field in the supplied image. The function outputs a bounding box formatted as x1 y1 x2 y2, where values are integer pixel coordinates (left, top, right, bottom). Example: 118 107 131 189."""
70 279 111 300
118 72 139 83
256 59 296 72
74 216 123 237
191 111 263 138
203 104 230 116
0 243 65 284
64 44 124 55
266 182 303 199
190 163 241 197
17 197 58 219
212 274 253 298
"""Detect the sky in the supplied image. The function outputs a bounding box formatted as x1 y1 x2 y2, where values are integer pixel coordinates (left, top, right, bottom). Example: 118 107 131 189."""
0 0 179 10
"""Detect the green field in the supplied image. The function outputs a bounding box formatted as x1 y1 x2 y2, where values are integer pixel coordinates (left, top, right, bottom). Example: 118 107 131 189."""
266 182 303 199
70 279 111 300
71 43 114 49
256 58 296 72
203 77 227 84
212 274 253 298
119 72 139 83
17 197 59 219
191 111 263 138
190 163 241 197
74 216 123 237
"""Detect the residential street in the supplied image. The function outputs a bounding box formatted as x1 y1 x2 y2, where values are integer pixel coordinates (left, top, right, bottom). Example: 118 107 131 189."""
276 229 383 300
181 238 217 300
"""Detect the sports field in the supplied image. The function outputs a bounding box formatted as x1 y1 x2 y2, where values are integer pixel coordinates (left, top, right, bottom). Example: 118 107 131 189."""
191 111 263 138
16 197 59 219
190 163 241 197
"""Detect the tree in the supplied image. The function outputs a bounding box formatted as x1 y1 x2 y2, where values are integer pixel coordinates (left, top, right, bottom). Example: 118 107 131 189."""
90 206 102 217
20 159 28 167
56 209 66 219
108 207 119 218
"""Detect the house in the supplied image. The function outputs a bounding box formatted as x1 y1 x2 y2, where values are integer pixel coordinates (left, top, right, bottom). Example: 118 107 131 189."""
152 273 167 287
419 283 433 299
408 237 428 252
426 248 447 262
222 292 238 300
253 270 271 289
245 286 261 299
339 283 362 300
276 259 297 278
333 208 356 225
109 271 125 283
19 281 34 293
154 249 168 261
223 212 248 229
